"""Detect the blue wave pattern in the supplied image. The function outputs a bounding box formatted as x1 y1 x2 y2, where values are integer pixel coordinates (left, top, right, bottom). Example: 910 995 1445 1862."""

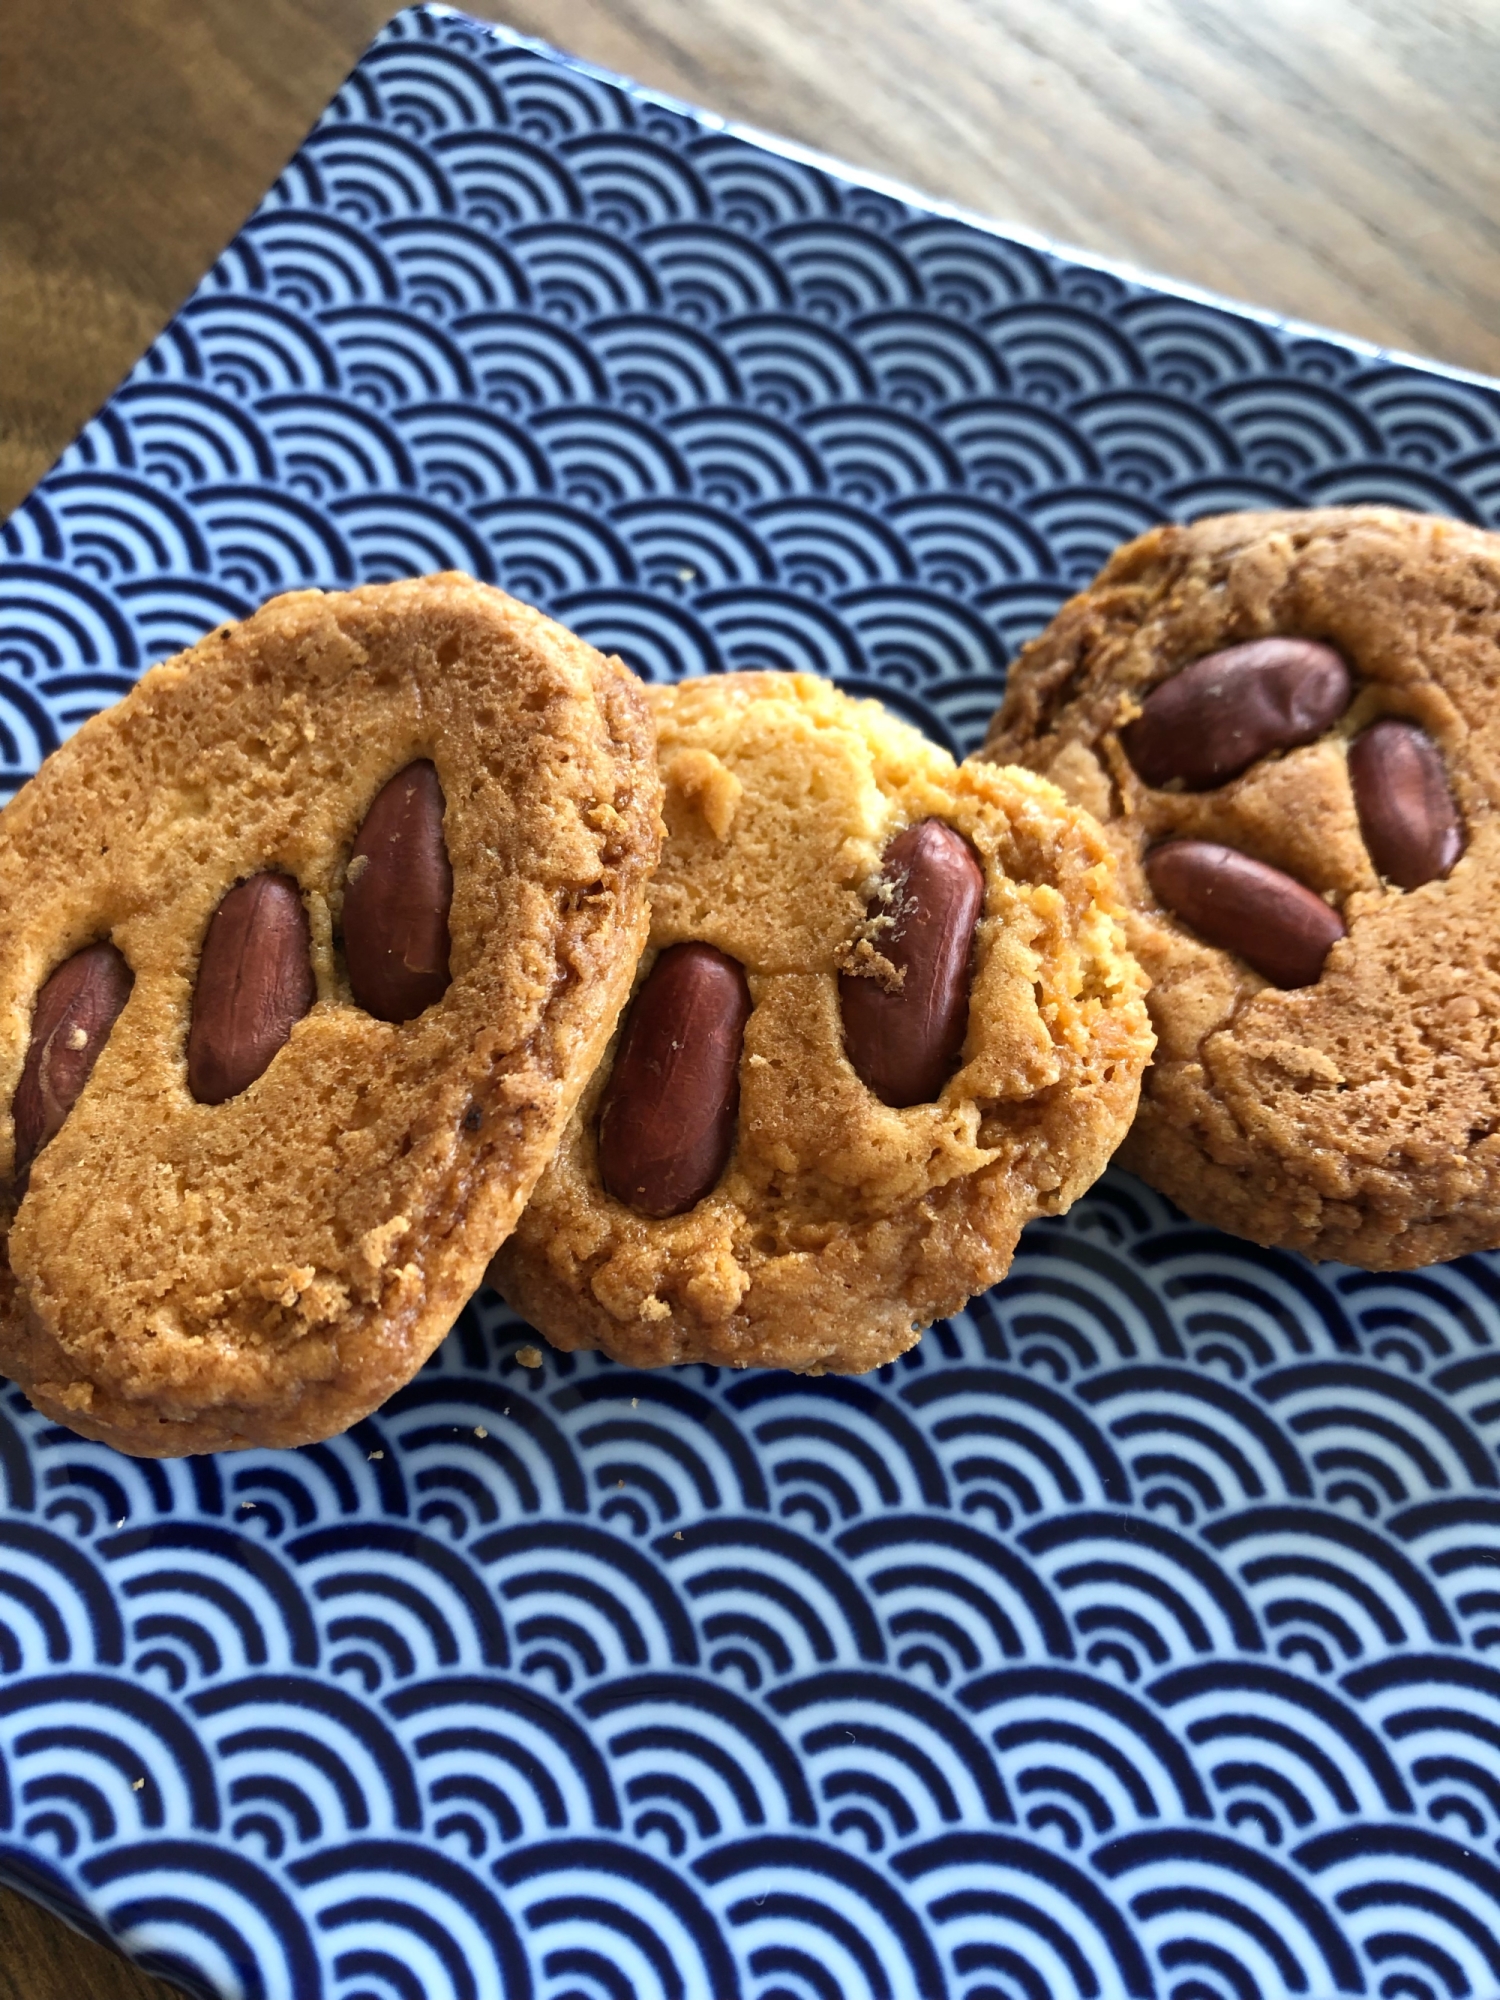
5 11 1500 790
5 1183 1500 1998
3 8 1500 1996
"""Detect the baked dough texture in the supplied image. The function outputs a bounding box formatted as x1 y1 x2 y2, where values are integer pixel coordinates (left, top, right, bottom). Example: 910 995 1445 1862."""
983 507 1500 1269
492 671 1152 1373
0 576 662 1454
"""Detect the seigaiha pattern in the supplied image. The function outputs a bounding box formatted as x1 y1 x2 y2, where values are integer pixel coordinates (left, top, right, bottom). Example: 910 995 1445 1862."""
2 9 1500 1998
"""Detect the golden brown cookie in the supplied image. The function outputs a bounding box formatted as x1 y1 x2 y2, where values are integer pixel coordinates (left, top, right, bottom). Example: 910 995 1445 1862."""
490 671 1152 1373
982 506 1500 1269
0 576 662 1454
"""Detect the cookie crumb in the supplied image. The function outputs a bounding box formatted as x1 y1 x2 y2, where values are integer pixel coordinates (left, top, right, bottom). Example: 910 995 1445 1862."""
516 1344 543 1368
368 1450 384 1461
638 1296 671 1321
837 862 907 972
834 934 905 992
346 851 369 884
474 1425 488 1439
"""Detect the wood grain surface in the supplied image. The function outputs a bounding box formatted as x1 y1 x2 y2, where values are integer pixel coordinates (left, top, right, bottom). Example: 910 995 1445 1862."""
1 0 1497 1991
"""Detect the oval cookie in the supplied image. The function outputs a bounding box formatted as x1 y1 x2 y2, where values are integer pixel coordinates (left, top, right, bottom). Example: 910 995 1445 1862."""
491 671 1152 1374
983 506 1500 1269
0 576 662 1453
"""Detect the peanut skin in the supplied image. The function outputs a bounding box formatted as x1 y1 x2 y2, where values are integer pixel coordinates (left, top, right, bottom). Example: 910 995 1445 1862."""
598 942 752 1218
13 943 133 1174
1123 637 1351 791
187 874 315 1104
1146 839 1345 989
1349 719 1464 891
344 759 453 1024
839 819 984 1107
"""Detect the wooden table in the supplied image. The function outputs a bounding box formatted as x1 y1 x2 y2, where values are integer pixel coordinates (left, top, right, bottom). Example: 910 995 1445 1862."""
0 0 1496 1990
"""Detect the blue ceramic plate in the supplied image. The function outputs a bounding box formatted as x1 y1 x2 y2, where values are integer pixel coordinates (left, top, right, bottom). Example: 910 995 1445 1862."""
4 10 1500 1997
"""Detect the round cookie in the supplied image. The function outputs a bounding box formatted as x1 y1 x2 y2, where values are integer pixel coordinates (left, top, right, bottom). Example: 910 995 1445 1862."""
0 576 662 1454
982 506 1500 1269
490 671 1152 1374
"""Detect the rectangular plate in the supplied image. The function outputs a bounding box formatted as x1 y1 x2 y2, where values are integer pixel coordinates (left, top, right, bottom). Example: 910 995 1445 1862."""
4 9 1500 1997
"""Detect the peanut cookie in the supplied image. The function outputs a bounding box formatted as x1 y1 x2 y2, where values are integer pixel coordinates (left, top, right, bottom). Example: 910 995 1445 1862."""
983 506 1500 1269
0 576 662 1454
490 671 1152 1373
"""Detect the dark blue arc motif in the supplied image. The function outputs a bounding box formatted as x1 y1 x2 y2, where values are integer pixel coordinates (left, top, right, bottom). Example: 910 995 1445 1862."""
2 6 1500 1997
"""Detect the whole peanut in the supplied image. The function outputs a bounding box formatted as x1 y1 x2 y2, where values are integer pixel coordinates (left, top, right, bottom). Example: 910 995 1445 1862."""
598 943 752 1218
1146 840 1345 989
344 760 453 1023
839 819 985 1107
13 943 133 1173
188 874 315 1103
1123 638 1351 791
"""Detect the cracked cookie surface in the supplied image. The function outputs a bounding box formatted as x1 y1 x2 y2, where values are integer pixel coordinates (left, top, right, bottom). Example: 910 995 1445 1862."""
0 576 662 1453
983 506 1500 1269
491 671 1152 1373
